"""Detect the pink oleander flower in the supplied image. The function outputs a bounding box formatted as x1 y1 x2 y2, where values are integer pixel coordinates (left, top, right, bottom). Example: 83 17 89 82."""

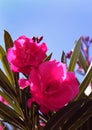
0 125 4 130
7 36 48 74
24 60 79 113
0 96 8 105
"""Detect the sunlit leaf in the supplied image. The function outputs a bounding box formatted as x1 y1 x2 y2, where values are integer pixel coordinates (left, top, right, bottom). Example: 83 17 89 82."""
78 51 88 73
75 64 92 100
68 38 81 71
0 46 14 85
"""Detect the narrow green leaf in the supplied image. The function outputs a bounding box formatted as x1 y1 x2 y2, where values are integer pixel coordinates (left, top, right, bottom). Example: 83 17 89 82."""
70 110 92 130
68 38 81 71
62 99 92 130
0 69 12 88
78 51 88 73
0 91 24 119
0 102 25 129
0 79 16 100
11 72 21 103
75 64 92 100
0 69 17 99
0 112 23 130
44 53 52 61
44 100 84 130
0 69 23 117
0 81 16 100
4 30 13 52
0 46 14 85
61 51 66 63
68 100 92 130
21 87 30 120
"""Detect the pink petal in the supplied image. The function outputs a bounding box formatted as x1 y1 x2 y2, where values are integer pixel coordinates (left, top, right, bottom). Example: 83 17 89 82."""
18 78 30 89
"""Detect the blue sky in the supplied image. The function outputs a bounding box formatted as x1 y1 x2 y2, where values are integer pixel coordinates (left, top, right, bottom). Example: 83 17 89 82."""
0 0 92 63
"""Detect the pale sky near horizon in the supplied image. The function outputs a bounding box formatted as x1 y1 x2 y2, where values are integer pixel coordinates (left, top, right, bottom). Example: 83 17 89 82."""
0 0 92 63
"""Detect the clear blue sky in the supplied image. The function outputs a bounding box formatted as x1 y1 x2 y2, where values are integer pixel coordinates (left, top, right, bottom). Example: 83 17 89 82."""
0 0 92 63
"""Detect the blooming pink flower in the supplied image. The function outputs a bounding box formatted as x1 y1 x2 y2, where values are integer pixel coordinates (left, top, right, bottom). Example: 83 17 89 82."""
7 36 48 74
0 125 4 130
0 96 8 105
27 60 79 113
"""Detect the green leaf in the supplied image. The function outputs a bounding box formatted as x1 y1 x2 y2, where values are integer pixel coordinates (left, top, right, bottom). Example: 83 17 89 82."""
0 46 14 85
0 91 24 119
75 64 92 100
68 38 81 71
44 100 84 130
64 99 92 130
61 51 66 63
69 109 92 130
0 102 25 130
44 53 52 61
0 112 22 130
4 30 13 52
0 69 24 119
11 72 21 103
21 87 30 119
78 51 88 73
0 69 16 99
0 69 12 88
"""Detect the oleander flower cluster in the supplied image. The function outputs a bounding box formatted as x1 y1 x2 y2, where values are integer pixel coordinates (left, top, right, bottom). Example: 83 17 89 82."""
1 31 92 130
6 35 79 113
